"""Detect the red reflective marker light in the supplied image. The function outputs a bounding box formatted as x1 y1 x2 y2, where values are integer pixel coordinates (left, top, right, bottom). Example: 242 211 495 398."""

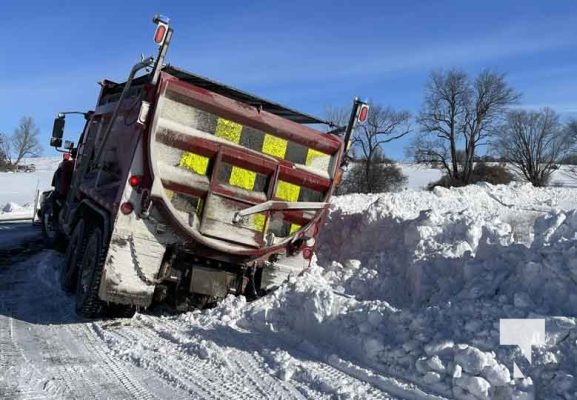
302 247 314 260
154 23 167 44
357 105 369 123
129 175 142 187
120 202 134 215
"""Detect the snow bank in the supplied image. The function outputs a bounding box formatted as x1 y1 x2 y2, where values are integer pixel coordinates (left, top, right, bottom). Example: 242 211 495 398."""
318 183 577 314
235 182 577 399
2 202 24 213
0 202 34 221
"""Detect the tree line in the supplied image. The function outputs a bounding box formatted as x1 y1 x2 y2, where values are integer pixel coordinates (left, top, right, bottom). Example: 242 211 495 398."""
1 117 43 171
329 68 577 193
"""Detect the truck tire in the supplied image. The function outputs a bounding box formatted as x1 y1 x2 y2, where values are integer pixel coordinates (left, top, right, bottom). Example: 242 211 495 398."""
40 202 67 252
60 220 87 293
75 225 107 318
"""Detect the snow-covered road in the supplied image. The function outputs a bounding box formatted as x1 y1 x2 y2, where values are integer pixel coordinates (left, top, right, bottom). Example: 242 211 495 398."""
0 248 435 399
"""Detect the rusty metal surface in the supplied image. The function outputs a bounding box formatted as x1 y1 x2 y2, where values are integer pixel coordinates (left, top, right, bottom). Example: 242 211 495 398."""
163 66 332 125
160 76 342 155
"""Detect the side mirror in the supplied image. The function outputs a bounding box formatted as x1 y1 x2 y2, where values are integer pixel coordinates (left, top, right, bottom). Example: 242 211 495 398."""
51 114 65 148
64 140 74 150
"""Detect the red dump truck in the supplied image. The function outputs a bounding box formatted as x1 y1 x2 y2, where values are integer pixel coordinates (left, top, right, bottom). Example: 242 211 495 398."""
40 16 368 317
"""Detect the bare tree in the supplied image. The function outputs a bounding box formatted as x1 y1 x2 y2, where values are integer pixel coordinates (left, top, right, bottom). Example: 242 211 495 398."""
411 69 519 185
338 150 407 194
0 133 11 170
11 116 42 165
324 105 350 133
566 119 577 142
352 105 411 192
492 108 575 186
325 104 411 193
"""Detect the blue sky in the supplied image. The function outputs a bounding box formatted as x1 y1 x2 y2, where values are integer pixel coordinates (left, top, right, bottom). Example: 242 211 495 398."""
2 0 577 160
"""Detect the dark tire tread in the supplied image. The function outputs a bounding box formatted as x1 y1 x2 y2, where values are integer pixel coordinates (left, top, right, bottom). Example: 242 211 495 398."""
41 209 65 251
75 225 108 319
60 220 87 293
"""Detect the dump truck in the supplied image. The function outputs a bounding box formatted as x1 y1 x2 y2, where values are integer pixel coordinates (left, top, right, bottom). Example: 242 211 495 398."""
40 16 369 317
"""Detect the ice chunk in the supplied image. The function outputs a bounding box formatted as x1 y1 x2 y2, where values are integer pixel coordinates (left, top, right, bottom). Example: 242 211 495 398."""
454 347 492 375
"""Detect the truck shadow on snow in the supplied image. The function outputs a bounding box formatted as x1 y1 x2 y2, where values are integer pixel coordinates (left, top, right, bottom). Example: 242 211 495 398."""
0 249 81 326
0 222 45 267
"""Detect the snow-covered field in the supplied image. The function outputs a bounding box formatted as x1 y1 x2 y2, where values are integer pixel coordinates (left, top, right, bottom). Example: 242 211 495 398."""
0 157 60 221
1 158 577 399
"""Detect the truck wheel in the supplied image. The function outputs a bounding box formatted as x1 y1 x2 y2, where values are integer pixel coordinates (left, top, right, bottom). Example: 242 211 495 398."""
60 220 87 293
40 203 67 252
75 225 107 318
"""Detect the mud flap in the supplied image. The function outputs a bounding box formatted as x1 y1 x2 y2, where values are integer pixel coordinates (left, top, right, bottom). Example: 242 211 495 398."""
98 225 166 307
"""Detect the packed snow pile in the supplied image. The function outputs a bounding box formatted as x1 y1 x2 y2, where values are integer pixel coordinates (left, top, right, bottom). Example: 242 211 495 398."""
170 182 577 399
18 156 62 172
317 183 577 312
2 202 24 213
313 182 577 399
0 201 34 221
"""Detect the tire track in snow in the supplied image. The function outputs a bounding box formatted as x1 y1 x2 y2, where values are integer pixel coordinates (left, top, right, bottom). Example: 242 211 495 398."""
230 347 306 400
0 310 22 398
0 308 46 400
127 326 270 400
139 314 306 400
290 359 394 400
327 356 448 400
79 323 159 400
98 314 305 400
1 251 162 399
137 314 400 400
5 279 121 399
96 324 222 399
140 315 303 400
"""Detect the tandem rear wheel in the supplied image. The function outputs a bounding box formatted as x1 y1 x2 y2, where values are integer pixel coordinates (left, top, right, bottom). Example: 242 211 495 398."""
71 222 135 319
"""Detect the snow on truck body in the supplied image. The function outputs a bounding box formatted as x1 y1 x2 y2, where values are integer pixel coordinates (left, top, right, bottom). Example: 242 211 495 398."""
42 17 366 315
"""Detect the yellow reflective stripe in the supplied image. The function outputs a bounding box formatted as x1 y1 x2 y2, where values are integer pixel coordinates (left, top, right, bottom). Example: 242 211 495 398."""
290 223 301 234
275 180 300 202
262 134 288 158
179 152 209 175
253 213 266 232
229 166 256 190
215 118 242 143
305 148 327 166
209 118 256 191
196 197 204 215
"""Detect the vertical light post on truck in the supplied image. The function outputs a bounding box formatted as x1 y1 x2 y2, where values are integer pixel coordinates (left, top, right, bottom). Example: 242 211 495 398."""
327 97 369 166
